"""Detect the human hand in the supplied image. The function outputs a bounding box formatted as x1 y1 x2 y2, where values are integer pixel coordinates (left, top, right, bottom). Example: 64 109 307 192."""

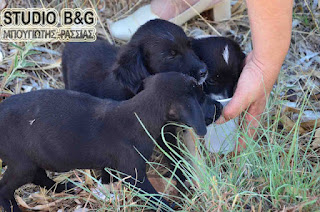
216 51 280 151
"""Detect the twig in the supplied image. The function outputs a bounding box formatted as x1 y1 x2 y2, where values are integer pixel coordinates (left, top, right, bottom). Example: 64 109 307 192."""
182 0 221 36
31 47 61 56
304 0 320 32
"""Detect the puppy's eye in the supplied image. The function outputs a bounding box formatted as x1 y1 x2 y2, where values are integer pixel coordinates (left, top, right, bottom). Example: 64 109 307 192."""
170 50 177 57
207 78 217 85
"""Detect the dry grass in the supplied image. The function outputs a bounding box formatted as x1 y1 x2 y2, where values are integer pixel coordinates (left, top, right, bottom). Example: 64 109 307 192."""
0 0 320 211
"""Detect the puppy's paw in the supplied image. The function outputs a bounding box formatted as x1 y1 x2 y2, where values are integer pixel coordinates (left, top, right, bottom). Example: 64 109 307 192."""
54 182 78 194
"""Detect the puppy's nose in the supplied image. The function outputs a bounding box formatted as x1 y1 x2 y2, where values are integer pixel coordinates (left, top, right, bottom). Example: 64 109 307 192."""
198 67 208 78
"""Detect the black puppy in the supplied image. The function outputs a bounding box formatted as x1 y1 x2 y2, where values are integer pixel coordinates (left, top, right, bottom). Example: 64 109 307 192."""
182 37 245 173
62 19 220 187
0 72 218 212
192 36 246 99
62 19 208 100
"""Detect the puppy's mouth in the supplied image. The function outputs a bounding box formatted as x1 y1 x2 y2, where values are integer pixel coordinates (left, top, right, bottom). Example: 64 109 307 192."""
197 72 208 85
209 93 227 101
172 122 207 136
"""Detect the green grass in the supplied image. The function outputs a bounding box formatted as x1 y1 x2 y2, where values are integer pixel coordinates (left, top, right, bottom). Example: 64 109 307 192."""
0 42 37 89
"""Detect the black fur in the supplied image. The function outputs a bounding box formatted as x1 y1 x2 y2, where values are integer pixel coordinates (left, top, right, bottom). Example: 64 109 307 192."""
201 95 223 125
192 37 246 99
62 20 221 187
0 73 213 212
62 19 208 100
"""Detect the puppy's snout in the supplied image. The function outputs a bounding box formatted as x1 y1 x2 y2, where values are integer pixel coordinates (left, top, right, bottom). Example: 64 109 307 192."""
205 103 223 125
198 67 208 78
195 125 207 137
205 117 213 126
194 64 208 85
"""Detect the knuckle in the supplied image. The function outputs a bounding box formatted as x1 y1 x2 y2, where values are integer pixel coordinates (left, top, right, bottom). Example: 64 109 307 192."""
223 107 238 121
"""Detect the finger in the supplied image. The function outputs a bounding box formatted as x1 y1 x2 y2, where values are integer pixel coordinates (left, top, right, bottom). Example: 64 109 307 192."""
220 86 252 123
215 89 250 124
235 100 265 152
235 118 257 153
218 65 267 124
245 96 266 128
244 52 253 64
236 121 258 153
236 136 247 152
215 115 226 124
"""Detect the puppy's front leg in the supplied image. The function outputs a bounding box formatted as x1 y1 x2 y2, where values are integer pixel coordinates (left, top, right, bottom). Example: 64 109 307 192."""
119 151 171 211
130 175 171 210
33 168 74 193
157 127 187 187
101 169 118 184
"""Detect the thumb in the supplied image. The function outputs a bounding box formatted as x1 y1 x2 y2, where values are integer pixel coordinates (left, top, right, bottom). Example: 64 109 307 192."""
216 86 251 124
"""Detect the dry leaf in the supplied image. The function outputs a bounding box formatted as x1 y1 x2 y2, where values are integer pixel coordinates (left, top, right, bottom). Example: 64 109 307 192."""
313 138 320 148
280 115 306 134
84 169 94 186
29 192 49 205
311 93 320 100
148 176 178 197
31 202 56 211
53 172 73 184
315 128 320 137
312 128 320 148
300 118 320 130
16 194 65 211
74 199 81 205
15 195 31 209
282 101 300 113
282 106 301 114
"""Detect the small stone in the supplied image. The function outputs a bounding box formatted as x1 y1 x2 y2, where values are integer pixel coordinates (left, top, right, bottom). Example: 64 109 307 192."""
285 88 298 102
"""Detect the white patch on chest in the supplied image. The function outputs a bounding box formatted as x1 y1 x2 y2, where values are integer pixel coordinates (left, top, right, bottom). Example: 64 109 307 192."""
29 119 36 125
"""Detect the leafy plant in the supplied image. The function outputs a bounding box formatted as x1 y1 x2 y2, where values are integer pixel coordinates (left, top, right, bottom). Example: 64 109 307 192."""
2 42 38 86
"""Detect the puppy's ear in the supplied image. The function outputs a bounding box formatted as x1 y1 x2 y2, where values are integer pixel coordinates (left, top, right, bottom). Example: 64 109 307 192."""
113 45 150 94
169 102 207 136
